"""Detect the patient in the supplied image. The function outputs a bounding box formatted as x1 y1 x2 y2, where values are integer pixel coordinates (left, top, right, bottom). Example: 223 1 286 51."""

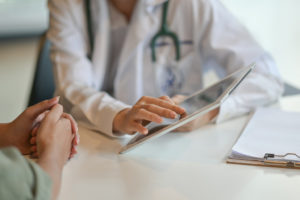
0 97 79 200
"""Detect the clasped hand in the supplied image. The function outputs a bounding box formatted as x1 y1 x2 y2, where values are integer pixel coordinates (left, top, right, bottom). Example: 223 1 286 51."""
3 97 79 160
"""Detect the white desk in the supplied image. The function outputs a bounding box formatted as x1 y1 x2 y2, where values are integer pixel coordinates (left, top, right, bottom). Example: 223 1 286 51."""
59 96 300 200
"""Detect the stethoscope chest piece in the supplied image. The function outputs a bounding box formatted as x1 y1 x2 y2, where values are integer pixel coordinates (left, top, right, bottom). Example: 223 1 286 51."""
154 59 184 97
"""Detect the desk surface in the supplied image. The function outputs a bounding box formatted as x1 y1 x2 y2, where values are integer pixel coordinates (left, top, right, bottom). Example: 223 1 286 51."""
59 95 300 200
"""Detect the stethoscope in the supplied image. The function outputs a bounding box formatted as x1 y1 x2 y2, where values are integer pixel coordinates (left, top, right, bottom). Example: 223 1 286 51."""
85 0 181 63
150 0 181 62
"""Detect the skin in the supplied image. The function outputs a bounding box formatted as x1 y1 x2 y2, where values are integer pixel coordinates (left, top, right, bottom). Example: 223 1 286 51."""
113 96 185 135
0 97 60 154
171 95 220 132
0 97 78 200
113 95 219 135
30 112 79 159
110 0 137 21
36 104 74 200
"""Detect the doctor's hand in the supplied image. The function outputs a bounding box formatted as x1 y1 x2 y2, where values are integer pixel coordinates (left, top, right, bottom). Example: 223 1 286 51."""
113 96 185 135
171 95 220 132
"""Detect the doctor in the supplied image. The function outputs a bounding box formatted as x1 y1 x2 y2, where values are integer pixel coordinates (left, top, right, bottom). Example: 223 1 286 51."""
48 0 283 137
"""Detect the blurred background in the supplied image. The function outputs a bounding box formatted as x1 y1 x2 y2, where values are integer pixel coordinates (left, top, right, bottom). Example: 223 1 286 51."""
0 0 299 122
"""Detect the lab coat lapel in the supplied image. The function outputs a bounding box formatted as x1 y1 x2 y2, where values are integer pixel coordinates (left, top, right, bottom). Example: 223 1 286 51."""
91 0 110 90
115 0 163 104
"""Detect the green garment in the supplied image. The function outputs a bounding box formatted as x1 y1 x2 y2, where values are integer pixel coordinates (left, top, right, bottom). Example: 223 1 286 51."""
0 147 52 200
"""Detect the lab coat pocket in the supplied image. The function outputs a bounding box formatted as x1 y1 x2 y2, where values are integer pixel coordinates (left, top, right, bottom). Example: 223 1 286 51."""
154 51 202 97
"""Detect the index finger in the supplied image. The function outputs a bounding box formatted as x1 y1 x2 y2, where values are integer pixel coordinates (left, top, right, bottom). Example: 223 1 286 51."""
159 96 175 105
142 97 185 114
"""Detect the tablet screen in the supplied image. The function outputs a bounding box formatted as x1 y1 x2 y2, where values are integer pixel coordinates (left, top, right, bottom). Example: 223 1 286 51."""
179 74 235 115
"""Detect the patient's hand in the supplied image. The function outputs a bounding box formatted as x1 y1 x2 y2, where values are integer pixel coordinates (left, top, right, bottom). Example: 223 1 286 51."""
0 97 60 154
35 104 75 200
171 95 220 132
30 112 79 159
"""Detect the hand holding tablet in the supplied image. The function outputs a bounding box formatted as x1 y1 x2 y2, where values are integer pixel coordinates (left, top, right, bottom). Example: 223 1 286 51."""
119 63 255 154
113 96 185 135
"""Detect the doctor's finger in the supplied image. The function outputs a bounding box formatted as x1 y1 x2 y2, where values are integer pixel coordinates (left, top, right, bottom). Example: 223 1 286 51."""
159 96 175 104
133 108 163 123
140 97 185 114
130 122 148 135
138 104 178 119
171 95 186 105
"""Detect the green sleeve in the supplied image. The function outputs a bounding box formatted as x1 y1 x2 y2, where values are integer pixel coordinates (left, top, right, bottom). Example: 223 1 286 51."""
0 147 52 200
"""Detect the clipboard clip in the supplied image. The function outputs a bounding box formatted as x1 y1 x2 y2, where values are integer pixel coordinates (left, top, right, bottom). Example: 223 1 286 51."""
263 153 300 168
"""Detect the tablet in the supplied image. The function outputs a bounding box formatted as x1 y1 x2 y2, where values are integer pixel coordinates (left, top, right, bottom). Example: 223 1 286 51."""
119 63 255 154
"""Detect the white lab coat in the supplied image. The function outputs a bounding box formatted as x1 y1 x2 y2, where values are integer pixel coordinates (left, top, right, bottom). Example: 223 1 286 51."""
47 0 283 137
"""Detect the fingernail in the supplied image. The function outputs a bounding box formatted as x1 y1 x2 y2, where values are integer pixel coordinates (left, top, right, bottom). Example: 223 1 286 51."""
49 96 60 105
171 112 177 118
144 129 148 135
157 117 163 123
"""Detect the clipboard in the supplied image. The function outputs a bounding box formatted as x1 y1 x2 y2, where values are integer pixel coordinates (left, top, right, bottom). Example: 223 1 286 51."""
226 108 300 169
227 153 300 169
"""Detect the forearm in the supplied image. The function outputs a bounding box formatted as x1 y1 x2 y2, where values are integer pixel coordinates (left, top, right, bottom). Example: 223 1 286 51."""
37 151 64 200
0 147 52 200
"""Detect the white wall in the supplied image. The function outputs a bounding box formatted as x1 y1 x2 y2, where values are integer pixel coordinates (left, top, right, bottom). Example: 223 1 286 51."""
222 0 300 87
0 0 48 36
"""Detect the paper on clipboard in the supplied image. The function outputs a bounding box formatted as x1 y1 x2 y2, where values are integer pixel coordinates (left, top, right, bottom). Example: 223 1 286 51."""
228 107 300 167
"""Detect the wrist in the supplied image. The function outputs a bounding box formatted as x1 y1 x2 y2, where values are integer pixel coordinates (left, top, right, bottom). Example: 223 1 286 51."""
113 108 129 133
38 148 65 170
38 150 64 200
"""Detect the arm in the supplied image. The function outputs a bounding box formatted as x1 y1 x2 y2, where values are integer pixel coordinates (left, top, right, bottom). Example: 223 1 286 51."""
196 0 284 122
47 0 128 137
36 104 74 200
0 104 74 200
0 97 78 158
0 147 52 200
